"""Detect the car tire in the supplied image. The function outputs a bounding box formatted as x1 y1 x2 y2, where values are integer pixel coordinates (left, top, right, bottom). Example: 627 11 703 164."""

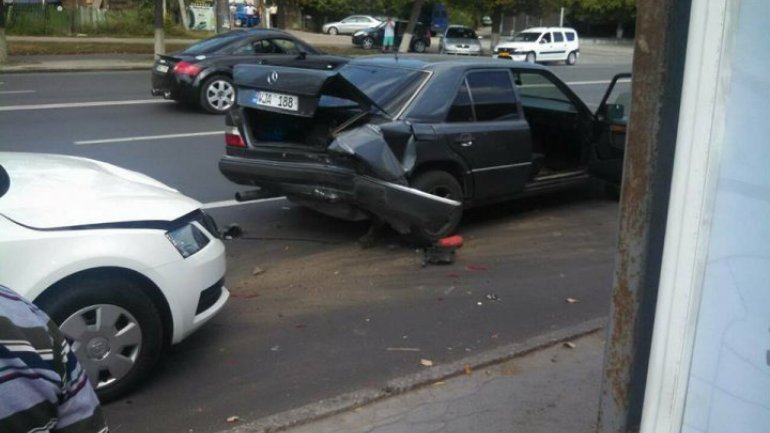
200 75 235 114
526 52 536 63
328 27 338 35
408 170 463 245
36 275 164 402
412 39 427 53
234 18 242 27
566 51 577 65
362 36 375 50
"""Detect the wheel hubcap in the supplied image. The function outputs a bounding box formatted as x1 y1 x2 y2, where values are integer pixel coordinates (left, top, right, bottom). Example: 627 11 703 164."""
206 80 235 112
59 304 142 390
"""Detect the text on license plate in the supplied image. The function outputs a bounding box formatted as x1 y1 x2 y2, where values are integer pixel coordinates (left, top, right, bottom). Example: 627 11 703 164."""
254 91 298 111
156 64 169 73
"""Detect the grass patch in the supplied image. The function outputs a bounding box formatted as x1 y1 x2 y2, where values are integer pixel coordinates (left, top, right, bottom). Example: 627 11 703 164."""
9 41 193 56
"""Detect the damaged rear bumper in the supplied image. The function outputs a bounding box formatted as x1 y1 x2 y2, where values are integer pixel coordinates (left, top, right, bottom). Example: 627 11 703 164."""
219 155 460 229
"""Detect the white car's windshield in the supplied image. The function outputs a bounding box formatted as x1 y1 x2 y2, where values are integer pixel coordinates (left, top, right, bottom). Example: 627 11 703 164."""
510 32 542 42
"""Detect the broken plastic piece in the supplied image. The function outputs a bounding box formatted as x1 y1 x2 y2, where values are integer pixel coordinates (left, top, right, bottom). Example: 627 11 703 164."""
563 342 577 349
226 416 240 423
565 297 580 304
438 235 464 248
420 359 434 367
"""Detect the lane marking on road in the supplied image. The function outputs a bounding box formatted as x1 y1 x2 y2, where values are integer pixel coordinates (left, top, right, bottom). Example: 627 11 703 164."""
74 131 221 145
0 99 171 112
202 197 287 209
0 90 35 95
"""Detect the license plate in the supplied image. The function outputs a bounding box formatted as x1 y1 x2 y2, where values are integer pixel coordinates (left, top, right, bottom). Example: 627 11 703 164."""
156 64 169 73
254 91 298 112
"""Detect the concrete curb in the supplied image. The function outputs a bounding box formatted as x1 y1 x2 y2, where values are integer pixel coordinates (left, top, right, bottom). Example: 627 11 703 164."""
219 317 608 433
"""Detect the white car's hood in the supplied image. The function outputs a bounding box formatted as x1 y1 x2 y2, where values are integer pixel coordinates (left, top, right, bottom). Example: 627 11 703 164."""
0 152 201 229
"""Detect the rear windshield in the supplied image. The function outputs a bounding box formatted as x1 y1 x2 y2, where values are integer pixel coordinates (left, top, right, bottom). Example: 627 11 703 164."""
446 27 477 39
182 32 245 55
510 32 542 42
338 65 429 115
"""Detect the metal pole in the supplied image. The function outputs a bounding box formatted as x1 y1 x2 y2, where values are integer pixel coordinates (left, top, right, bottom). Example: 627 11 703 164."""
154 0 165 58
559 7 564 27
595 0 693 432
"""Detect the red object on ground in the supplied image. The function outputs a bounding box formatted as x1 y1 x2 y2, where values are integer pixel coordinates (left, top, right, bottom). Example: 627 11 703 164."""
438 235 464 248
465 265 489 272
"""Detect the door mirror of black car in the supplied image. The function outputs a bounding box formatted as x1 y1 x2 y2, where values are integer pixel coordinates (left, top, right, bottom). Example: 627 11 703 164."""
606 103 625 122
0 165 9 199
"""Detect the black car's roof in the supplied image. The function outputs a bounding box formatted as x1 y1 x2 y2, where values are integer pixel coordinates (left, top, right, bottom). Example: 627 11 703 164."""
222 28 295 38
347 54 549 73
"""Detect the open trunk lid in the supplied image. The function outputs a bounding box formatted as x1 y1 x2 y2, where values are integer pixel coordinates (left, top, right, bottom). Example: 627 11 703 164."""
234 64 387 118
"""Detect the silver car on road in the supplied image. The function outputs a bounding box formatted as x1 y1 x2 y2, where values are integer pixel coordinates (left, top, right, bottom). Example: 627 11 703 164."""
439 25 483 55
322 15 383 35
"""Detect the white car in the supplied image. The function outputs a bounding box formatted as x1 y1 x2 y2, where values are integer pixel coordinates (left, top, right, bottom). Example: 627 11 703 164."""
439 25 483 55
0 152 229 401
322 15 382 35
493 27 580 65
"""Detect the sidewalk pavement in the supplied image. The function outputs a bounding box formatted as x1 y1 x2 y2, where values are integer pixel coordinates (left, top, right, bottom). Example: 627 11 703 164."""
1 33 633 73
222 320 607 433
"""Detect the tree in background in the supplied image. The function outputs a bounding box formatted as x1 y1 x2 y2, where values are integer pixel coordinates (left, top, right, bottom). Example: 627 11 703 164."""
571 0 635 38
0 1 7 64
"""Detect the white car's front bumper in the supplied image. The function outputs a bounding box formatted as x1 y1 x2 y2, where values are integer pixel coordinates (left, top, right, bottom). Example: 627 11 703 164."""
494 53 527 61
146 234 229 344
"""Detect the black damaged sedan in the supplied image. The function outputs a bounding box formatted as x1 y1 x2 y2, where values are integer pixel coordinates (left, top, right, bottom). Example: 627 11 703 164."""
219 56 629 243
151 29 348 113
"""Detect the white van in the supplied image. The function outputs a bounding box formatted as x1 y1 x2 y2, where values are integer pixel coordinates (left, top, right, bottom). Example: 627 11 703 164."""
493 27 580 65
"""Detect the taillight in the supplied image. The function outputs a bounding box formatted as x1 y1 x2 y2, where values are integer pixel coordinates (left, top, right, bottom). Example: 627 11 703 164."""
173 61 202 76
225 127 246 148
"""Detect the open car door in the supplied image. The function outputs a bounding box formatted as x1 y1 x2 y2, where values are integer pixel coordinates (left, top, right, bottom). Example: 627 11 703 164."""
589 73 632 187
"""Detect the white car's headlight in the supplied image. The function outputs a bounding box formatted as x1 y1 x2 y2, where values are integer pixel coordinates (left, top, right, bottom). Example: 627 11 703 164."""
166 223 210 258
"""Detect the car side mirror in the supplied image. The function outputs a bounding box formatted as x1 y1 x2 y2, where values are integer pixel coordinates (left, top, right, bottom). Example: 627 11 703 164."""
605 103 625 121
0 165 9 199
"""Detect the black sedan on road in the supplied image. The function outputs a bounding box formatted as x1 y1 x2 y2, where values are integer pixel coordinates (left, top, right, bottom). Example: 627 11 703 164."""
151 29 349 113
219 56 629 243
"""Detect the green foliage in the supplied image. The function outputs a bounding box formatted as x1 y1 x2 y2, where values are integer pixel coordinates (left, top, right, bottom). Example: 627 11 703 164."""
6 5 74 36
571 0 635 22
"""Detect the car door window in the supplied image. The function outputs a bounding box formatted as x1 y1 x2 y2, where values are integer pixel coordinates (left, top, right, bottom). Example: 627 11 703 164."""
541 32 552 43
553 32 564 42
566 32 576 42
271 38 301 54
447 80 474 122
514 71 576 112
466 71 519 121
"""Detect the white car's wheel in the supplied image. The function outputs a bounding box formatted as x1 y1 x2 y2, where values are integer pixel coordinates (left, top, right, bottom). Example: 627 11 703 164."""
526 52 536 63
328 27 338 35
37 275 164 402
566 51 577 65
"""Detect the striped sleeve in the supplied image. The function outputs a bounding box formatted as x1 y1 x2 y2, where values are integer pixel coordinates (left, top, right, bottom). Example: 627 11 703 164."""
0 285 108 433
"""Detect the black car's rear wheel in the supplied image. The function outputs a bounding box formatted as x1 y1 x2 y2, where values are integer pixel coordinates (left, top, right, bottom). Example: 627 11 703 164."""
408 171 463 245
362 37 375 49
412 39 427 53
200 75 235 114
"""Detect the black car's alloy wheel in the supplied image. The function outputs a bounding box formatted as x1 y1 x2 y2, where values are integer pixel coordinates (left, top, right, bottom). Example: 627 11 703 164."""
200 75 235 114
362 37 375 50
413 40 427 53
36 275 163 402
409 170 463 245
